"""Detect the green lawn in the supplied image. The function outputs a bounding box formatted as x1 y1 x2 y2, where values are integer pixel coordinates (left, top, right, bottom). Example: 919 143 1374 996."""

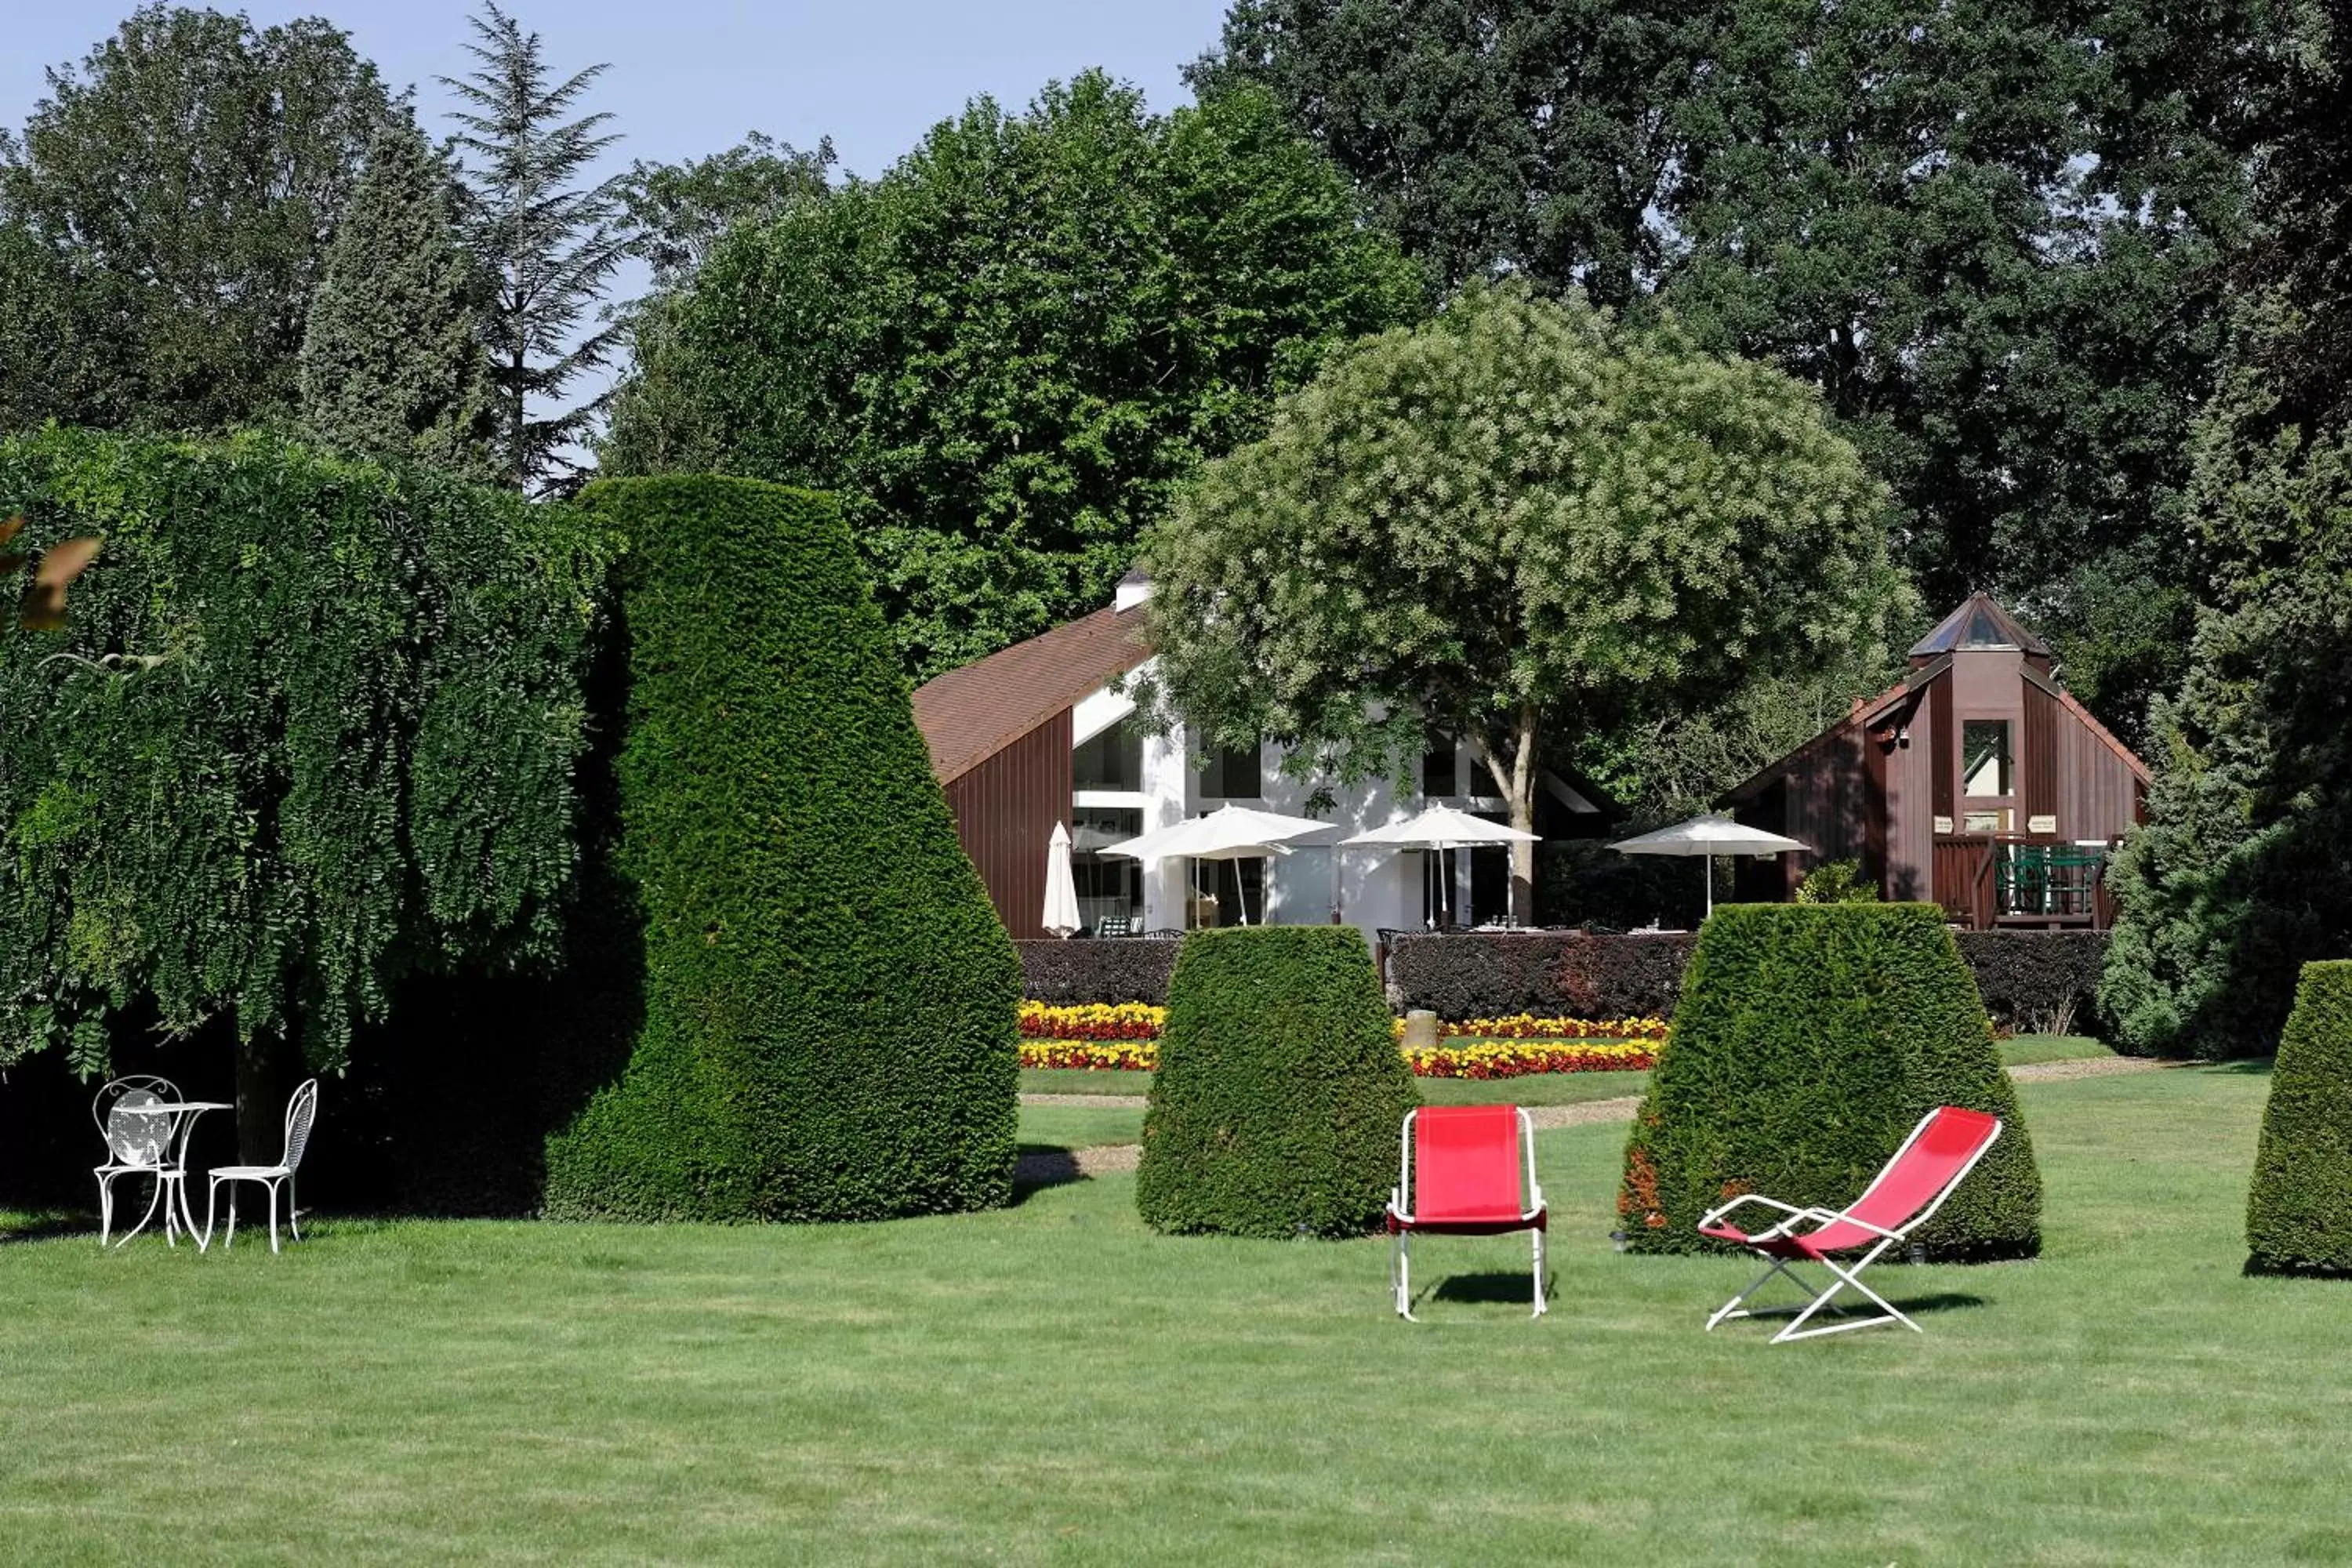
6 1065 2337 1564
2002 1033 2117 1066
1018 1101 1145 1151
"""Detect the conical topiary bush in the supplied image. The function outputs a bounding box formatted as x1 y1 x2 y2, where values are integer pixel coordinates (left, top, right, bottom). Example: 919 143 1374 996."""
2246 960 2352 1274
1137 926 1417 1238
1617 903 2041 1260
543 476 1019 1221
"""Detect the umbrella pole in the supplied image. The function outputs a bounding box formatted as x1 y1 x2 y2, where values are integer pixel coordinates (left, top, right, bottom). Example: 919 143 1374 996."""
1703 856 1713 921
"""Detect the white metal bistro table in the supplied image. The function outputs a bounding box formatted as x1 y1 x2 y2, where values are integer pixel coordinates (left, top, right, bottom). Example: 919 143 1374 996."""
107 1101 230 1247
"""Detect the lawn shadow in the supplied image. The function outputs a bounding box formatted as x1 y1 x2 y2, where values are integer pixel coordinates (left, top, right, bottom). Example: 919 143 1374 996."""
1010 1146 1085 1203
1729 1290 1991 1327
1421 1269 1559 1308
0 1212 87 1246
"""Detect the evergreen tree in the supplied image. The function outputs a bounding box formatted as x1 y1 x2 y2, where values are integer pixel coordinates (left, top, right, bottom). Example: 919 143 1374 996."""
2101 5 2352 1058
298 120 491 476
0 5 400 434
441 2 631 493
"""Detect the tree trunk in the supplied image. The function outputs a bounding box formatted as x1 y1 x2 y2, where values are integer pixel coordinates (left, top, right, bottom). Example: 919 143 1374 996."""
1466 707 1544 926
233 1029 286 1167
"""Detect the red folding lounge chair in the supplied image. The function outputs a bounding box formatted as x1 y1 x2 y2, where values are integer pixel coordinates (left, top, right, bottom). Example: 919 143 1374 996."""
1697 1105 2003 1344
1385 1105 1547 1320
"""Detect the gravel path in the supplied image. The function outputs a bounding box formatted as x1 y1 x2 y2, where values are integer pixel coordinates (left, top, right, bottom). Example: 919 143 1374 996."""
1014 1053 2185 1186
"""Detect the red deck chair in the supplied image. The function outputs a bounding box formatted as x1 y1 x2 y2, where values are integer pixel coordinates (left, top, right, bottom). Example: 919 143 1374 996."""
1697 1105 2003 1344
1385 1105 1547 1320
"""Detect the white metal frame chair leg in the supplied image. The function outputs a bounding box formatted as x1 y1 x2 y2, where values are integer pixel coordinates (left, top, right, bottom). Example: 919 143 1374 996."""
198 1079 318 1256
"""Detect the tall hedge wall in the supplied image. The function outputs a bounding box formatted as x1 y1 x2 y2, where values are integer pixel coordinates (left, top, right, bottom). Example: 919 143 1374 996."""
1618 905 2042 1260
2246 961 2352 1273
1018 938 1180 1004
542 477 1019 1221
1137 927 1416 1238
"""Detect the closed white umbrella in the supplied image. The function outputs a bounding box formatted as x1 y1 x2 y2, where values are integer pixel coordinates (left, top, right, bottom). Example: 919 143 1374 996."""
1342 805 1541 927
1043 821 1081 938
1100 804 1335 926
1609 812 1810 918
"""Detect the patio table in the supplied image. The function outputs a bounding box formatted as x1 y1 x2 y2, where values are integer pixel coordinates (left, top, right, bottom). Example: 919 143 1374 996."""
108 1101 230 1247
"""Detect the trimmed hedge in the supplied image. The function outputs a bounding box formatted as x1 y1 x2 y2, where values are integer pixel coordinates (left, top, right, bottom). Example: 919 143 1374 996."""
1137 927 1417 1237
1391 928 2109 1033
1618 905 2042 1260
2246 961 2352 1273
1956 930 2109 1035
1018 938 1179 1005
543 477 1019 1221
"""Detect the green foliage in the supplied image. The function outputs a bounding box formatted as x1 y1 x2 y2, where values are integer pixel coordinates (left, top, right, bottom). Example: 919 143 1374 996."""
1139 281 1904 917
617 131 835 297
542 477 1018 1222
0 5 401 434
2101 9 2352 1058
0 428 608 1074
1795 860 1879 904
2246 962 2352 1273
441 2 631 492
601 71 1424 679
299 121 492 476
1136 926 1417 1238
1196 0 2263 742
1618 904 2041 1259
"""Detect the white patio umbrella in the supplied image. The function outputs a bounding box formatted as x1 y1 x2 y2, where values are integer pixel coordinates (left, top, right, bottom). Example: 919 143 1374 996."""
1099 804 1336 926
1342 805 1541 927
1609 812 1810 919
1042 821 1081 938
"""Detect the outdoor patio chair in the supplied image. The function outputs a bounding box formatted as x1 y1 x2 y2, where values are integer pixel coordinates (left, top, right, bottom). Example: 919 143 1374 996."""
200 1078 318 1254
1385 1105 1548 1320
1697 1105 2004 1344
93 1075 183 1247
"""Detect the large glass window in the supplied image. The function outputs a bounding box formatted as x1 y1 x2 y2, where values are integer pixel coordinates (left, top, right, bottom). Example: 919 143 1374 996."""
1071 808 1143 932
1962 720 2013 798
1421 738 1458 797
1200 739 1261 799
1073 717 1142 793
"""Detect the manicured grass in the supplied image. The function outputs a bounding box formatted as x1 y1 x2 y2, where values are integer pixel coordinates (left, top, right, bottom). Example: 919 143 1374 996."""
2001 1033 2117 1066
5 1065 2340 1563
1017 1102 1145 1151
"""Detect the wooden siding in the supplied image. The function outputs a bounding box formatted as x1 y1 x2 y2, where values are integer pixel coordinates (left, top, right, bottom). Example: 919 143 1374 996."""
940 710 1071 941
1929 672 1955 826
2023 677 2059 826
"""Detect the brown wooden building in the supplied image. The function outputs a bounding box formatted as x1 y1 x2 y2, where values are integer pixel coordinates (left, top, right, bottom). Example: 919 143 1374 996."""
1722 595 2151 928
910 598 1154 940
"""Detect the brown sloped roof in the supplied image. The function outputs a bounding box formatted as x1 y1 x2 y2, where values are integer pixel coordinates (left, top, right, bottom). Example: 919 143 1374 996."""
912 605 1155 784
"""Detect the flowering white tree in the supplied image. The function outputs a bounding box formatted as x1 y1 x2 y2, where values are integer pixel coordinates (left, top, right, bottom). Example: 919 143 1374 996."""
1138 282 1902 919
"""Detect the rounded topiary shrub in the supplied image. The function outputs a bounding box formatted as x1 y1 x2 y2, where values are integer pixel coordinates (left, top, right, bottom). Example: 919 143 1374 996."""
1618 903 2041 1260
1137 926 1417 1238
543 476 1019 1222
2246 960 2352 1274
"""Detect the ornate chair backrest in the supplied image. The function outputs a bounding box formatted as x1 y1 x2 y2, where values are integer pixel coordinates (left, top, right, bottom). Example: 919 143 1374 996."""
93 1075 181 1169
280 1079 321 1172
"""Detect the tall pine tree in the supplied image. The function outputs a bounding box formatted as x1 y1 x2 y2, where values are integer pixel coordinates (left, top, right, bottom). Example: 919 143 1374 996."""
298 119 491 475
441 2 630 493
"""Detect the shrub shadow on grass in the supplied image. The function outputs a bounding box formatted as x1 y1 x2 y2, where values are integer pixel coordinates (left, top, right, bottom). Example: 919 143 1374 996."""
1010 1147 1085 1203
0 1212 88 1246
1724 1290 1991 1327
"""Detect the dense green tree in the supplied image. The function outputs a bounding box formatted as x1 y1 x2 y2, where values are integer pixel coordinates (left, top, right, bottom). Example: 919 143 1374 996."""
1196 0 2265 747
1136 283 1904 919
441 1 632 492
298 121 492 475
618 131 835 297
602 71 1424 678
0 430 608 1156
0 5 400 434
2101 4 2352 1058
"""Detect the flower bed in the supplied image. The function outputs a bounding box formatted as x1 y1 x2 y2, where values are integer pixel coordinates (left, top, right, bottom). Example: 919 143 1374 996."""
1019 1002 1163 1041
1022 1002 1669 1045
1391 1012 1671 1043
1019 1036 1658 1077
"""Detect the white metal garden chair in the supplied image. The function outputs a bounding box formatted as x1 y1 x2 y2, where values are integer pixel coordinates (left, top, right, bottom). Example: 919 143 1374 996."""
200 1079 318 1254
93 1074 185 1247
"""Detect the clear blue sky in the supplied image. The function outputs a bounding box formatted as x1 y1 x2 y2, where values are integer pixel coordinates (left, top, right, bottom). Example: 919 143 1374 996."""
3 0 1232 180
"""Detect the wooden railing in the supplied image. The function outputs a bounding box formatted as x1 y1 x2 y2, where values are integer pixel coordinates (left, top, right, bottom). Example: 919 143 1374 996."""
1932 835 2117 931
